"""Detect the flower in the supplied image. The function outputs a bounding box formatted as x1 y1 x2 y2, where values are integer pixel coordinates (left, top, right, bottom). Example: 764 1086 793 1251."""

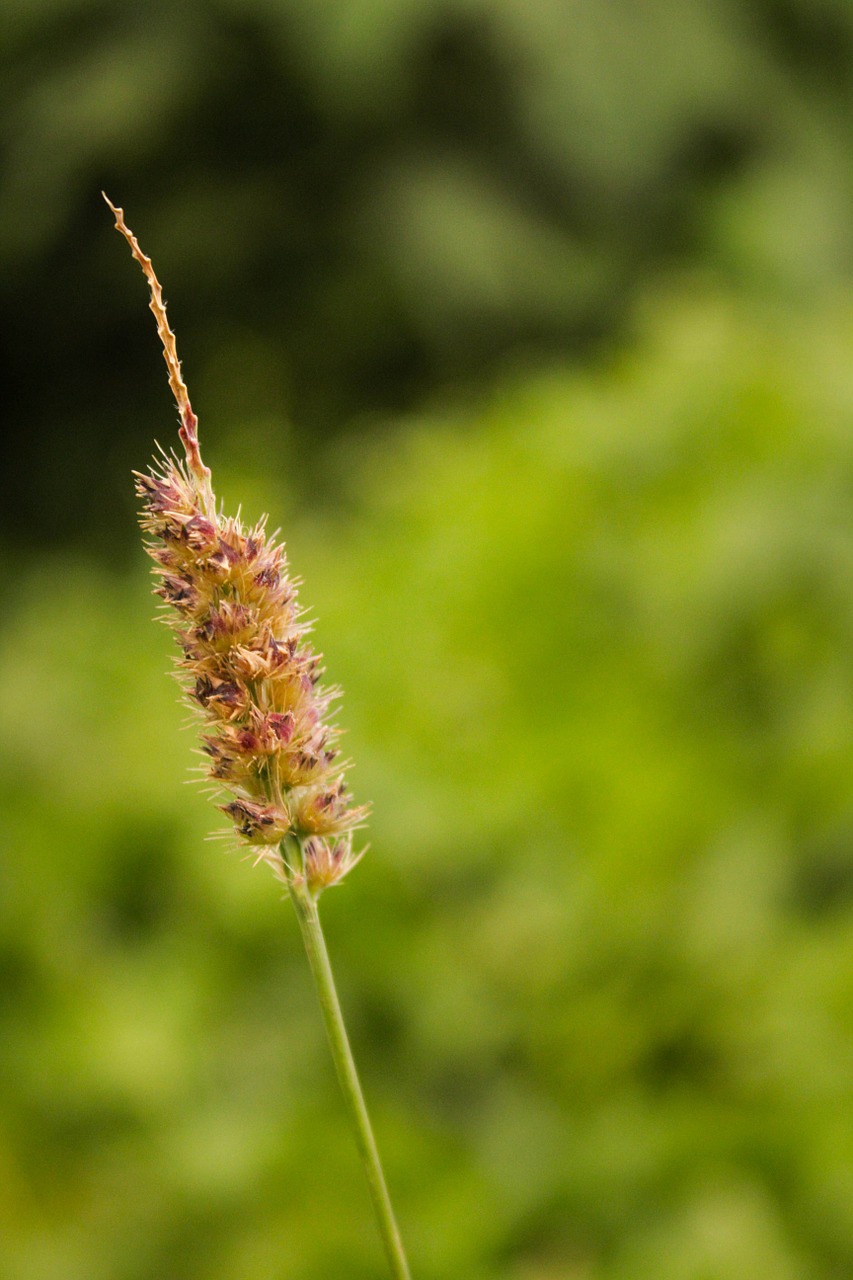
106 195 367 892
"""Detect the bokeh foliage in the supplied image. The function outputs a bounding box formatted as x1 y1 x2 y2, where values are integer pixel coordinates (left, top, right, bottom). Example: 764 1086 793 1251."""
3 0 853 550
3 1 853 1278
5 289 853 1277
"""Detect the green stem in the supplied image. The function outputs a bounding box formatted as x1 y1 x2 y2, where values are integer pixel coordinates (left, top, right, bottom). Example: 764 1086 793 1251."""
285 857 412 1280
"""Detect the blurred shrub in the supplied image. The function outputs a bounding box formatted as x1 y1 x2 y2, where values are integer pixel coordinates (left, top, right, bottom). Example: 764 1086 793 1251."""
3 0 853 551
3 286 853 1277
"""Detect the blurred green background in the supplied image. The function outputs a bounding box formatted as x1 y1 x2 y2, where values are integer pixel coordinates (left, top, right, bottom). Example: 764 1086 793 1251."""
3 2 853 1277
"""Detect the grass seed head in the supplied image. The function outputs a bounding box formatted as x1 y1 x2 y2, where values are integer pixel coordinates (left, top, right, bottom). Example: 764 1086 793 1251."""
107 195 366 893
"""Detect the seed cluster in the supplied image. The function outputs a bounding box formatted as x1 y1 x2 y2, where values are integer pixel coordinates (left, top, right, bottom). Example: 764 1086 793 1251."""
108 196 365 894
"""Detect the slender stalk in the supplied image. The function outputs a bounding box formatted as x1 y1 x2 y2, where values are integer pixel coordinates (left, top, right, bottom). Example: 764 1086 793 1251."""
284 854 412 1280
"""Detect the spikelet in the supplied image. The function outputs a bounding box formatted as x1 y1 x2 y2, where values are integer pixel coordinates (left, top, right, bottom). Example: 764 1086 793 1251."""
106 195 366 894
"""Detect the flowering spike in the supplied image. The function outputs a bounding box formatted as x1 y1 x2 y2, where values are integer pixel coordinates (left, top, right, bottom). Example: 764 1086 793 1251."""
108 196 366 894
